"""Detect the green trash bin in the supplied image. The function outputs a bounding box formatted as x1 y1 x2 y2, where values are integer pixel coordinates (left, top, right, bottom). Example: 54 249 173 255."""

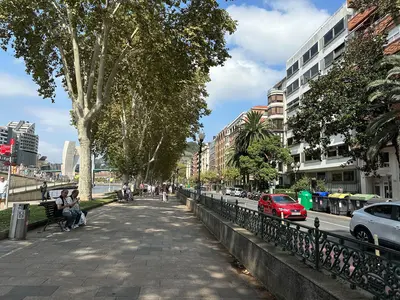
298 190 313 210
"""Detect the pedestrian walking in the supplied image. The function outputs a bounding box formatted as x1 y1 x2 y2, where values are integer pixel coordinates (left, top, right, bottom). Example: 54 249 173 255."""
162 185 168 202
0 177 8 210
40 181 48 201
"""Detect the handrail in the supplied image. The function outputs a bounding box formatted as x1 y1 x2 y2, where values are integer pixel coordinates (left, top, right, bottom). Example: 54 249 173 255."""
178 189 400 299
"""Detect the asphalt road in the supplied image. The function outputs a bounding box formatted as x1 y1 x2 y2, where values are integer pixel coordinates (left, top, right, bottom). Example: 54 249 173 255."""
202 191 352 238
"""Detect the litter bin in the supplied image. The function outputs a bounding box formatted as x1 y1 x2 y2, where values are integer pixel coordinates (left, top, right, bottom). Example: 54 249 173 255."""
298 190 313 210
337 193 352 216
327 193 341 215
349 194 380 212
9 203 30 240
312 192 329 212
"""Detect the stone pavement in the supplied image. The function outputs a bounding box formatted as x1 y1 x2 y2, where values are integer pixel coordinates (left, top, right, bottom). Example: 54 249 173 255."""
0 196 273 300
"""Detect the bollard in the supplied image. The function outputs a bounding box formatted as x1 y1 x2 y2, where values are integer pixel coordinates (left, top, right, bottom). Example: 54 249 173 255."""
373 234 380 257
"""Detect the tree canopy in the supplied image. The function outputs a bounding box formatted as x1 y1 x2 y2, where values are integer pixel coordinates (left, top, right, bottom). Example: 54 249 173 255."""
0 0 236 195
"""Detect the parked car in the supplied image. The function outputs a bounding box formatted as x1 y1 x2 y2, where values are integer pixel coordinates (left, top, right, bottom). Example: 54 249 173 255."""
258 194 307 220
350 202 400 249
224 187 233 195
233 187 243 197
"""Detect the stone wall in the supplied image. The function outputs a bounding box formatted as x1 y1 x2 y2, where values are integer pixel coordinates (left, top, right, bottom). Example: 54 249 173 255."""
177 193 370 300
0 172 43 189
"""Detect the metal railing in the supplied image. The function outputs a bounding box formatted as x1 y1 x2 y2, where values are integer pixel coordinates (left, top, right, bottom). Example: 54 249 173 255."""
178 189 400 300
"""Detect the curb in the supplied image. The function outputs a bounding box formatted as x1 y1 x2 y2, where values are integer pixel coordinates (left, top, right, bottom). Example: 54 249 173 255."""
0 198 117 241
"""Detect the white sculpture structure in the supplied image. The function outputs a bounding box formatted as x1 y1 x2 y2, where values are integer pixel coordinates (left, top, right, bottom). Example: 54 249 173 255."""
61 141 80 179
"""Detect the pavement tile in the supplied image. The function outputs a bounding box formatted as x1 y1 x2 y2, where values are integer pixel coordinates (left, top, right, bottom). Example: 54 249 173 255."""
0 197 273 300
95 286 141 297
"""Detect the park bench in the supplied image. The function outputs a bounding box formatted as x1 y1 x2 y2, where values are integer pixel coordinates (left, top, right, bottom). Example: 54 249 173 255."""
39 201 66 232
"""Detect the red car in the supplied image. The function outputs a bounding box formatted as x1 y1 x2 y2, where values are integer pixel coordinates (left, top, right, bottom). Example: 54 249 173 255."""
258 194 307 220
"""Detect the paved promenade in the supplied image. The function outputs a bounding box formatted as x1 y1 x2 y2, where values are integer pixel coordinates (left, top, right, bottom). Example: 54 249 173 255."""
0 196 273 300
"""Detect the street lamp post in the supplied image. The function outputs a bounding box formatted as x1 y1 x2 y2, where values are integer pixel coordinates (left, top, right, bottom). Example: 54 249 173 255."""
197 132 205 200
291 161 300 201
108 168 112 192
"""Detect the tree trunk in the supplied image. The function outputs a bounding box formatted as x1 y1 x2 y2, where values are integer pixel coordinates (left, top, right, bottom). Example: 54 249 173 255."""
77 121 92 201
122 173 129 183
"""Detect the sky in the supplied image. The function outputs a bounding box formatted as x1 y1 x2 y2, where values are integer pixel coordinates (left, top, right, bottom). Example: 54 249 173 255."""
0 0 344 163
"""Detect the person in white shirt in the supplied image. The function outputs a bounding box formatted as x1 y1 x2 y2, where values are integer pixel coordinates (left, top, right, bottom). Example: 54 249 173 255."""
0 177 8 209
55 189 78 231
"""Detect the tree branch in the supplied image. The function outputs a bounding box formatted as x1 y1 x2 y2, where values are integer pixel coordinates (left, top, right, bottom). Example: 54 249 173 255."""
66 4 85 109
86 34 101 109
85 27 139 123
146 134 164 165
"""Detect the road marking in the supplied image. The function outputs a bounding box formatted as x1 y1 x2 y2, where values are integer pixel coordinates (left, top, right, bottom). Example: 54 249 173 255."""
318 220 348 229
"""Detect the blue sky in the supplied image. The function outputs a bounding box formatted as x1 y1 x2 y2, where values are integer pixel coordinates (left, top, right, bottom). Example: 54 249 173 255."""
0 0 344 162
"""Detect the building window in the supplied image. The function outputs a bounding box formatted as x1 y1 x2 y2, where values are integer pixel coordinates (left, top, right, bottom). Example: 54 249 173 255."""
332 173 343 182
287 137 300 146
272 119 283 130
302 42 318 65
268 107 283 116
317 172 326 180
327 144 347 158
287 79 299 95
382 152 390 167
327 147 337 158
287 61 299 78
343 171 355 182
324 18 345 47
302 63 319 84
292 154 300 163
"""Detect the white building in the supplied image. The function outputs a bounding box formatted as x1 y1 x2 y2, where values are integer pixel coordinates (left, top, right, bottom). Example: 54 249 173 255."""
284 4 360 193
61 141 80 179
7 121 39 166
201 142 210 173
0 126 8 145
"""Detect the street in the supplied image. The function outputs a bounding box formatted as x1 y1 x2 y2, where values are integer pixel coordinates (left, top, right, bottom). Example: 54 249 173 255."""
202 191 352 237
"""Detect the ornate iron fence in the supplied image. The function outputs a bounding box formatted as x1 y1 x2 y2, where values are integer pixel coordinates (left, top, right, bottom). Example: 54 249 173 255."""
177 189 400 300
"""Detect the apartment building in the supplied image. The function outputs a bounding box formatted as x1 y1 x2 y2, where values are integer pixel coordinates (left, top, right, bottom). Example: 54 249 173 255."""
209 139 216 171
267 79 285 143
0 121 40 167
347 0 400 198
191 152 199 178
283 4 361 193
200 142 210 173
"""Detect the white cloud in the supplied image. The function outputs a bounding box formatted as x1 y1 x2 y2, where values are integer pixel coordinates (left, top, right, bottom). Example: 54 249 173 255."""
226 1 330 63
38 140 63 162
207 0 331 107
24 107 76 134
0 73 38 97
207 49 284 107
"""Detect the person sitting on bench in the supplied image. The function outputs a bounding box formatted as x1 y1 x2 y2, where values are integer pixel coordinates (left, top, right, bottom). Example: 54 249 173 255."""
68 189 88 226
55 189 79 232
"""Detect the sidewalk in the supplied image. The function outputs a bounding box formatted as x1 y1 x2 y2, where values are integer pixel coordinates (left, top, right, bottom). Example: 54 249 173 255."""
0 196 273 300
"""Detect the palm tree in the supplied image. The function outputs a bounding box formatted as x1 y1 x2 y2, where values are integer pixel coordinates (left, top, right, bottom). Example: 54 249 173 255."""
227 111 272 188
366 54 400 167
236 111 272 152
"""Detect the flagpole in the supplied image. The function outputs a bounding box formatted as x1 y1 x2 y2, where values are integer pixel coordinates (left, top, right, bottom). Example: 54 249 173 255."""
5 139 14 209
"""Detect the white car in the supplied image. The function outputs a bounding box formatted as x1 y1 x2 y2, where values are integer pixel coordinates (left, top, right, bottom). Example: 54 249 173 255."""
350 202 400 249
224 187 233 195
234 188 243 197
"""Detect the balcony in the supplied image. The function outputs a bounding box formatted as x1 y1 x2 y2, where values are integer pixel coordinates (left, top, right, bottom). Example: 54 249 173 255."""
348 6 377 31
267 88 283 97
384 39 400 55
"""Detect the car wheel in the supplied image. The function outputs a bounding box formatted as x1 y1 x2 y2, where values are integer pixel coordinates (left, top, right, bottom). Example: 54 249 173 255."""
355 226 373 243
272 210 277 216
